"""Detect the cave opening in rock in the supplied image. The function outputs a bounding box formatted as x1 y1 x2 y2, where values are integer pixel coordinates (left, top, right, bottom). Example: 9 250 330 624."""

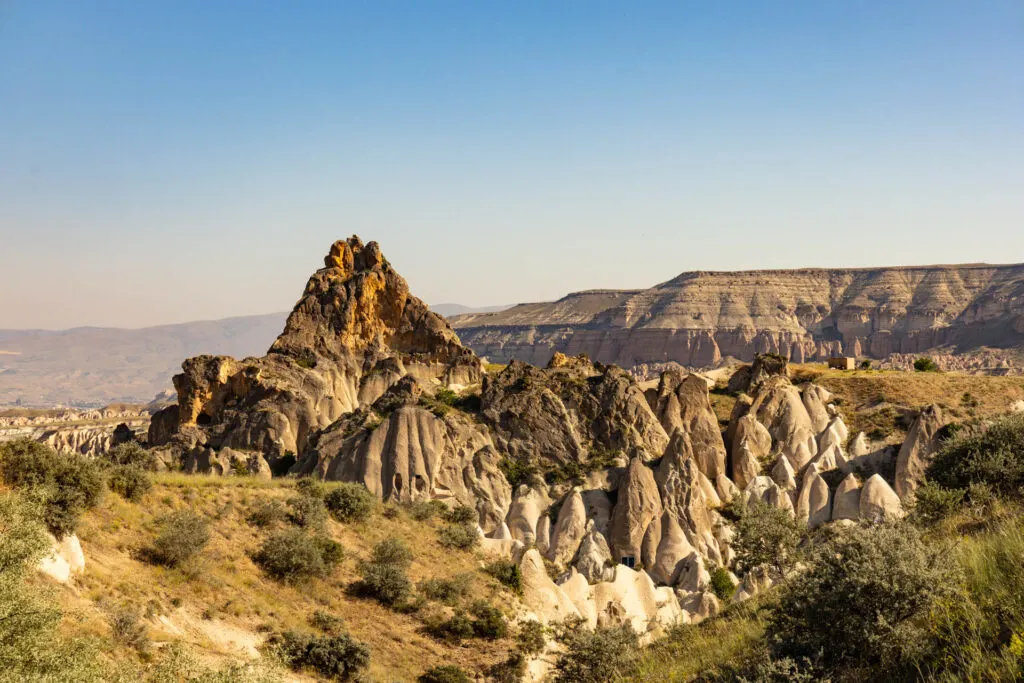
620 555 636 569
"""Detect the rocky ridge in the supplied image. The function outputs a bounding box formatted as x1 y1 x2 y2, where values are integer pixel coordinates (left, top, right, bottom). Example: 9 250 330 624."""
452 263 1024 368
145 238 940 674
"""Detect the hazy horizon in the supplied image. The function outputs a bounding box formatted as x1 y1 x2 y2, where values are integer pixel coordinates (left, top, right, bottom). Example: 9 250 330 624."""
3 2 1022 329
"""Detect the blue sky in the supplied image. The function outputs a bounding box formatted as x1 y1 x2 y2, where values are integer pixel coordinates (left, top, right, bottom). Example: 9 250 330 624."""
1 1 1022 329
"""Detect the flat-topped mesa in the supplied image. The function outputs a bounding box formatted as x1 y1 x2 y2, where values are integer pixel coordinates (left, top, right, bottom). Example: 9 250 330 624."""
149 236 481 464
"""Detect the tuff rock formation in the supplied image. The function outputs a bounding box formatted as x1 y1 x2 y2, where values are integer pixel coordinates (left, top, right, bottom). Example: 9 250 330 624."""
895 404 948 500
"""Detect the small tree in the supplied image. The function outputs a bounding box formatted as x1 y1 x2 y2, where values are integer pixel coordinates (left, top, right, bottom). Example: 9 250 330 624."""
324 483 376 523
913 356 940 373
419 665 471 683
270 630 370 681
253 529 343 582
730 497 804 575
554 623 639 683
357 538 413 607
149 511 210 567
107 464 152 502
438 522 478 551
105 442 155 469
767 522 960 676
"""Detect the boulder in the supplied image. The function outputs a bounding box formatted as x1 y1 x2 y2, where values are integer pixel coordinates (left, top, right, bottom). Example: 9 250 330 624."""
650 514 696 586
535 515 552 555
38 533 85 584
575 522 614 583
860 474 903 521
731 414 771 490
549 490 588 567
895 404 947 500
832 473 862 521
796 464 831 528
677 590 720 624
519 549 581 624
802 384 833 434
609 457 663 565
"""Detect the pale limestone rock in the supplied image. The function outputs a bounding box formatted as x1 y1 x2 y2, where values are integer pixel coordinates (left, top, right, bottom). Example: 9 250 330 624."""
575 522 614 583
1012 400 1024 413
560 570 599 628
802 384 833 434
38 533 85 584
491 522 513 541
734 566 773 603
895 404 947 501
580 488 613 538
519 549 581 625
771 454 797 491
535 515 551 555
507 485 553 546
651 514 696 586
731 414 772 490
549 490 588 567
591 565 683 635
655 432 722 564
849 431 870 458
796 464 831 528
860 474 904 521
610 457 662 564
675 551 711 593
654 374 729 487
832 473 862 521
749 376 816 466
676 590 720 624
715 473 739 503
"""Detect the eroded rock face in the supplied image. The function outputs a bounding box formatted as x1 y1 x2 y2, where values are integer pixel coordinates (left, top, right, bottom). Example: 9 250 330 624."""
609 458 663 566
731 414 771 490
895 404 948 500
796 464 831 528
832 473 862 521
150 236 481 466
575 521 614 583
549 490 588 567
655 432 722 565
481 358 668 469
860 474 903 521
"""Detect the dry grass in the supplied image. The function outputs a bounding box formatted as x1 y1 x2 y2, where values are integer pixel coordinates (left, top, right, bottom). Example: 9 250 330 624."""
65 479 515 681
789 364 1024 443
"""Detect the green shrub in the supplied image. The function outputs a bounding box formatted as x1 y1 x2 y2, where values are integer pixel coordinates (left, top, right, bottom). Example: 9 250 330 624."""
427 611 475 642
910 480 965 527
252 529 343 582
357 538 413 607
469 600 507 640
485 558 523 594
419 574 472 605
0 439 104 538
554 623 640 683
308 610 345 635
270 629 370 681
729 497 804 574
148 510 210 567
913 356 940 372
409 499 448 522
767 522 960 677
442 504 477 525
246 499 286 528
106 441 156 469
324 483 375 523
271 452 297 477
295 478 327 500
438 522 479 551
709 567 736 601
498 456 536 491
107 605 149 652
928 413 1024 497
434 387 459 406
516 620 547 656
107 464 152 502
0 492 108 681
418 664 472 683
288 494 329 529
487 651 527 683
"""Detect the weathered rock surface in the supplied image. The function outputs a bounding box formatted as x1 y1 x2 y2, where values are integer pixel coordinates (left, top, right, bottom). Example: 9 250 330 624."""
796 464 831 528
452 264 1024 367
575 522 614 583
650 373 728 485
38 533 86 584
832 473 862 521
609 457 663 566
860 474 904 521
150 236 481 467
731 414 771 490
549 490 588 567
895 404 948 500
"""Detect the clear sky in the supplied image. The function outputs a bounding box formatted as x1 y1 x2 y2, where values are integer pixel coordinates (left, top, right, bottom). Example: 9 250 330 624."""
1 1 1022 330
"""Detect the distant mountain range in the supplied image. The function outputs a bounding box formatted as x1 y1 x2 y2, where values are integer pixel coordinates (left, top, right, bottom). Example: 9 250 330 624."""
0 304 510 407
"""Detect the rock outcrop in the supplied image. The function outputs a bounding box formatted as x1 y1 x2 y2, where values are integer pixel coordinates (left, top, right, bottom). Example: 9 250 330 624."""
150 236 481 468
894 404 948 500
452 264 1024 367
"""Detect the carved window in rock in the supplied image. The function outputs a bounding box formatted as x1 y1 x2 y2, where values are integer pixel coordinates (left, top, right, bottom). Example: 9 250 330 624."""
620 555 636 569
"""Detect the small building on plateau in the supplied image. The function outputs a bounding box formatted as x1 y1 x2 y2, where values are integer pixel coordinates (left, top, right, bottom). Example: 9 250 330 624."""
827 356 856 371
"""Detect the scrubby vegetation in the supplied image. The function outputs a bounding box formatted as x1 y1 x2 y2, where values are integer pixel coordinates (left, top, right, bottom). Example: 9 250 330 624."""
726 495 804 574
356 537 414 607
325 482 376 523
268 629 370 681
0 439 104 538
253 528 343 582
555 622 640 683
107 464 152 502
485 557 523 594
914 356 940 372
147 510 210 567
438 520 479 550
928 412 1024 496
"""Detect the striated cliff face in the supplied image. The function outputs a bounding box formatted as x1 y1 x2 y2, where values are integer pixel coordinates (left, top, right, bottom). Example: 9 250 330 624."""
452 264 1024 367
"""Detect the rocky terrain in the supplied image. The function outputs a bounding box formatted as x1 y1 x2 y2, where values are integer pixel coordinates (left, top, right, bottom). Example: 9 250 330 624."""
6 238 1024 681
451 264 1024 369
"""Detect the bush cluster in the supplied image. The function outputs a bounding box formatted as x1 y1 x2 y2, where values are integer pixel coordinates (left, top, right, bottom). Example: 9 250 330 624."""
418 573 472 605
107 464 152 502
356 538 413 607
485 558 523 594
0 439 104 538
913 356 940 372
253 528 343 582
418 665 471 683
438 522 479 550
727 496 804 574
246 499 287 528
428 601 507 643
270 630 370 681
928 413 1024 498
709 566 736 601
324 483 376 523
148 510 210 567
553 623 640 683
